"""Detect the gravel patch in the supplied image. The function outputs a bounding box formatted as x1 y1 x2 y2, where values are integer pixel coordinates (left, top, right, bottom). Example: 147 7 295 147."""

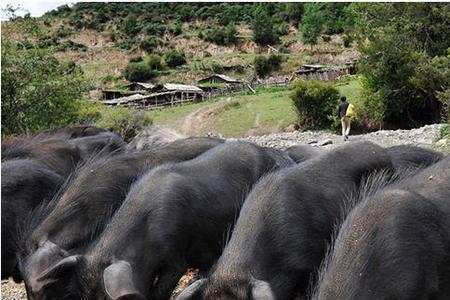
238 124 442 150
1 280 27 300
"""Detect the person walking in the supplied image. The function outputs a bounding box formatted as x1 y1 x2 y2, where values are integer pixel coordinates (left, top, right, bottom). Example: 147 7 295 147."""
338 96 352 141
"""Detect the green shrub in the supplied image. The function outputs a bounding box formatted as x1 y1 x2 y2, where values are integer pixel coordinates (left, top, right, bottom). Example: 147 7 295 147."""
115 39 138 50
439 124 450 138
254 54 282 77
140 36 158 52
267 54 282 68
147 54 162 70
224 22 238 45
17 40 34 49
36 35 59 48
143 23 167 36
202 26 227 45
56 40 88 52
211 62 224 73
432 123 450 154
164 49 186 68
77 98 103 124
124 62 157 82
254 56 270 77
437 89 450 122
322 35 331 42
102 74 124 84
120 15 141 37
129 55 143 63
279 44 290 54
168 23 183 36
233 64 245 73
275 22 289 36
290 80 340 129
55 26 73 38
95 107 153 142
43 18 51 27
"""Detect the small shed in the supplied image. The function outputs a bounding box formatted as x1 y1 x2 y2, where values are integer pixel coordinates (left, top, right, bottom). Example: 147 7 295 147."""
294 64 325 75
125 82 155 91
345 59 358 75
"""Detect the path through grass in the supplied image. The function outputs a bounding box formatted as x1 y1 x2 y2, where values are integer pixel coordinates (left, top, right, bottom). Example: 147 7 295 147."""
147 77 362 137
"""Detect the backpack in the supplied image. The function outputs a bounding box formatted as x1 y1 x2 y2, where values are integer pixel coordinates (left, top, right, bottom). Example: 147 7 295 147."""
346 103 355 118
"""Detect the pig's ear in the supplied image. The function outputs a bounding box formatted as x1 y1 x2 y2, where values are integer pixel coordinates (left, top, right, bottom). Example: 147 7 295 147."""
175 278 207 300
33 254 81 292
250 279 275 300
103 260 145 300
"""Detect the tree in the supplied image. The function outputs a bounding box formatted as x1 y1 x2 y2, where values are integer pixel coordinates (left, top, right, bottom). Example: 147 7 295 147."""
300 3 324 48
120 15 140 36
224 22 238 45
350 3 450 128
1 12 88 136
251 4 279 46
285 3 304 23
254 54 282 78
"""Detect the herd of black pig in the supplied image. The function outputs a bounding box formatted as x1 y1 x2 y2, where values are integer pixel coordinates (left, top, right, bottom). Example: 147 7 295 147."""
1 126 449 300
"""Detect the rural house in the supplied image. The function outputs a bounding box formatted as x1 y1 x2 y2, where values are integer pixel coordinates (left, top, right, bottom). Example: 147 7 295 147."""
126 82 155 91
198 74 248 94
198 74 242 85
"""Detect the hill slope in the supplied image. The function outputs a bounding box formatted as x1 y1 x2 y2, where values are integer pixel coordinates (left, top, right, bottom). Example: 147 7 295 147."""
6 3 358 90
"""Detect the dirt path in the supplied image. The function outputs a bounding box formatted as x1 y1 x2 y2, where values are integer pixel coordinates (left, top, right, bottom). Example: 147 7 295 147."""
247 113 261 136
182 98 238 135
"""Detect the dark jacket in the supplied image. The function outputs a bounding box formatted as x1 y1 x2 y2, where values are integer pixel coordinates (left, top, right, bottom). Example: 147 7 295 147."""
338 101 349 118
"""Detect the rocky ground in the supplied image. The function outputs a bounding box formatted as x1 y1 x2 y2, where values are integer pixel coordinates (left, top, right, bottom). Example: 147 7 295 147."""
240 124 444 150
2 124 446 299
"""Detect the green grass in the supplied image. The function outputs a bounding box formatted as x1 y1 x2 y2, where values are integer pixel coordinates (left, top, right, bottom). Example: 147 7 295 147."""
147 87 296 137
203 89 296 137
335 75 362 106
